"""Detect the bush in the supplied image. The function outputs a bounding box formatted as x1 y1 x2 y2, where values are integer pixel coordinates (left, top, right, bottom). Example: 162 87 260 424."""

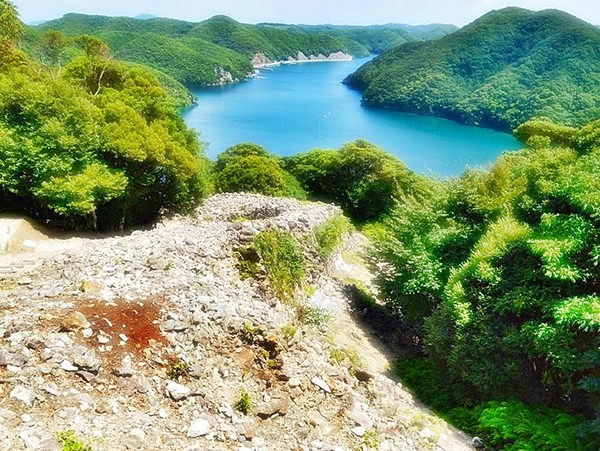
314 214 352 257
214 143 307 199
254 230 305 300
285 139 428 220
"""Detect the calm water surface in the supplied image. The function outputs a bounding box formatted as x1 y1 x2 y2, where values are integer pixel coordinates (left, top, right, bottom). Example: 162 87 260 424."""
183 57 521 176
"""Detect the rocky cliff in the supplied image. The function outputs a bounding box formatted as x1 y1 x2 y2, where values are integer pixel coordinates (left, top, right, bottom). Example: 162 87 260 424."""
252 52 352 68
0 194 471 450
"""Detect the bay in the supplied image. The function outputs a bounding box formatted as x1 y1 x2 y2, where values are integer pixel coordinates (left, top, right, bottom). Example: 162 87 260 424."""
183 57 521 176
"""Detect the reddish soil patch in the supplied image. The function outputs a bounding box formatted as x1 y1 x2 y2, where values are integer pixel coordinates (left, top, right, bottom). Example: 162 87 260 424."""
77 296 166 357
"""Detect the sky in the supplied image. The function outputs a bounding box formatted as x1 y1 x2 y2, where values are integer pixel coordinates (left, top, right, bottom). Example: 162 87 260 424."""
13 0 600 26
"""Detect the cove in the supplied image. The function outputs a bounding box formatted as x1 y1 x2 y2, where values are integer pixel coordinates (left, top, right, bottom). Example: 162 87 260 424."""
182 57 521 176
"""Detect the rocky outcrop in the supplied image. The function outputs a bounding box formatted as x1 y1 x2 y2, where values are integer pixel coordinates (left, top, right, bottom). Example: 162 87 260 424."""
252 51 352 68
0 194 471 450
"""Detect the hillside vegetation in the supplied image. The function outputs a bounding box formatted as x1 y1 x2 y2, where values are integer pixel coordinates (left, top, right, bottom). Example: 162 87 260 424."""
369 119 600 448
26 14 455 85
0 3 211 230
260 22 458 53
346 8 600 131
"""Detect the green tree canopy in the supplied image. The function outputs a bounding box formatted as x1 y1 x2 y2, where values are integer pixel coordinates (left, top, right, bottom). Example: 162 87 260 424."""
370 118 600 447
285 139 429 220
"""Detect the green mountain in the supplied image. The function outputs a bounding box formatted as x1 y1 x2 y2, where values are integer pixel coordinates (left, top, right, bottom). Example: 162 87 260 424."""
261 23 458 53
345 8 600 131
29 14 455 86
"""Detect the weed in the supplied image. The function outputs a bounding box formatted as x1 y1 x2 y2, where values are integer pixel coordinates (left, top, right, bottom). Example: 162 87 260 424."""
329 347 365 368
243 321 260 338
254 230 305 300
280 321 299 339
166 358 191 381
298 305 330 328
330 348 345 364
56 430 92 451
235 246 262 280
314 214 352 257
303 284 317 298
235 389 252 414
362 430 380 449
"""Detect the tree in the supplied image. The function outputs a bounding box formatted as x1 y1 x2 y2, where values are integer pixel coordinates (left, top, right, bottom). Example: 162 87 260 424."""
38 30 70 75
0 0 22 47
285 140 427 220
0 0 23 68
75 34 110 58
215 154 286 196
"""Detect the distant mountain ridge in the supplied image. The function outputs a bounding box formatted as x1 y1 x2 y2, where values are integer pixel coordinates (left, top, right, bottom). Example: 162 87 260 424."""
135 14 157 20
345 7 600 130
26 13 455 86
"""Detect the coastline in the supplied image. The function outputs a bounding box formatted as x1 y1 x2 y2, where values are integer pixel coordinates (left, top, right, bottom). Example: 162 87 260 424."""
252 51 353 69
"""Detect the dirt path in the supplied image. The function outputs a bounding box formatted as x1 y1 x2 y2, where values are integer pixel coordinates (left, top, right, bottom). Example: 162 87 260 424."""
0 216 128 275
321 233 473 450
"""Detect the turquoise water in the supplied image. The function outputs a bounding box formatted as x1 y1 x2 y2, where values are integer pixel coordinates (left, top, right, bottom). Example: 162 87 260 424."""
183 57 521 176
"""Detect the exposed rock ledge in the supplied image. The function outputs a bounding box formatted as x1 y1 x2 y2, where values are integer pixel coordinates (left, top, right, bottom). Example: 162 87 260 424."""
0 194 472 450
252 51 352 68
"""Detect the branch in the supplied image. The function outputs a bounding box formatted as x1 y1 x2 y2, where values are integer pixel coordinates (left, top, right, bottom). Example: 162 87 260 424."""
94 66 107 96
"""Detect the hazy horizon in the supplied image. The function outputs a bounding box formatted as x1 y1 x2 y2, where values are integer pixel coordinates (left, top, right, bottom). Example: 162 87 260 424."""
13 0 600 27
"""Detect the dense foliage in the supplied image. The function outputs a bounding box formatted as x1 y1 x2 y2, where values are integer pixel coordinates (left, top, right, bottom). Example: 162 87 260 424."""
346 8 600 131
397 358 590 450
0 5 211 229
264 23 458 54
214 143 306 199
27 14 455 86
371 119 600 448
284 139 429 220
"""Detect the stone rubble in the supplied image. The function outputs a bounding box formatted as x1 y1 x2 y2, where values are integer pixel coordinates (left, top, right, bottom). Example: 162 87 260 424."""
0 193 472 450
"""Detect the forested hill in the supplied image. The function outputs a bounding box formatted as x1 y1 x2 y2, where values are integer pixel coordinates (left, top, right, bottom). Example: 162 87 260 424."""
345 7 600 131
257 23 458 53
27 14 455 86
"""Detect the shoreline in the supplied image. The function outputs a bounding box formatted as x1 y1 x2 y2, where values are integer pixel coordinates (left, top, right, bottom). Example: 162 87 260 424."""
253 57 353 69
252 51 353 69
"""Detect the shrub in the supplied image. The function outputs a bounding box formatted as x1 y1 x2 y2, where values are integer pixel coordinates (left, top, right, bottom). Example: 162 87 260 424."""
285 139 428 220
214 143 306 199
314 214 352 257
254 230 305 299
